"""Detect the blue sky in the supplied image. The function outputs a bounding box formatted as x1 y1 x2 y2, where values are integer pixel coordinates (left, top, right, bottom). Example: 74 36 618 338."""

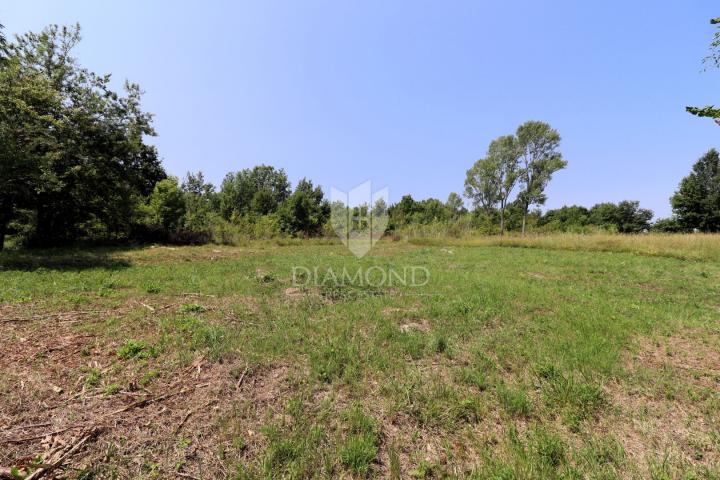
2 1 719 218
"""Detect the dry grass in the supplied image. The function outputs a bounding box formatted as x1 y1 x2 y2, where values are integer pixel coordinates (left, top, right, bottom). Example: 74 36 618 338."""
409 232 720 261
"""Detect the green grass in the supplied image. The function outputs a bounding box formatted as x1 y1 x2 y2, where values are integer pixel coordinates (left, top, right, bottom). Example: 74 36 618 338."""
1 237 719 478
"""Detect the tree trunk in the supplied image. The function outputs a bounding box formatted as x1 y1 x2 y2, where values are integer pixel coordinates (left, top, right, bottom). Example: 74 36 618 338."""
521 208 527 237
499 208 505 236
0 204 8 252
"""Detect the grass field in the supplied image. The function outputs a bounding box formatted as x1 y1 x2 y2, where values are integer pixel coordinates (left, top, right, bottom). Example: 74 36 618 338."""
1 236 719 479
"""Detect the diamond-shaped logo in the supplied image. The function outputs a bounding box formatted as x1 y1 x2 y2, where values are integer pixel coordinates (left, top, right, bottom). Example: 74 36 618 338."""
330 181 389 258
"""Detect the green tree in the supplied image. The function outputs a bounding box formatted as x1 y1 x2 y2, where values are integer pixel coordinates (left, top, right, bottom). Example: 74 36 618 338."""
588 201 653 233
181 171 216 231
464 135 521 235
147 177 186 231
0 24 165 247
516 121 567 235
464 157 500 216
0 37 60 249
445 192 465 219
687 18 720 120
388 195 418 228
219 165 290 220
278 178 329 236
539 205 590 232
671 149 720 231
372 197 388 219
652 217 682 233
488 135 521 235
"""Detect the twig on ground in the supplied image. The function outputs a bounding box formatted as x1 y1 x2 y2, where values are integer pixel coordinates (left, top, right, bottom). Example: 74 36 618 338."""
1 383 210 445
174 410 193 435
174 399 217 435
1 424 86 445
106 382 210 416
176 473 201 480
24 428 100 480
139 302 155 312
235 365 249 389
1 310 110 324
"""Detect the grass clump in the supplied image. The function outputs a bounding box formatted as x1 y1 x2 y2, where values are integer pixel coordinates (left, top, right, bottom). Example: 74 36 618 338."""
497 384 532 418
179 303 206 314
104 383 120 395
535 364 605 430
339 406 379 476
260 398 328 478
310 337 362 384
84 367 102 388
117 339 157 360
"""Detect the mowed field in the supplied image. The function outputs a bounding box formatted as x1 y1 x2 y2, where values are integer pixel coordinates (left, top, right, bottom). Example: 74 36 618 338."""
1 236 719 479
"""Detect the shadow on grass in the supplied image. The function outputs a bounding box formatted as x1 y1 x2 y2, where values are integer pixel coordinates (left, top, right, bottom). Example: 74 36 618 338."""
0 247 135 272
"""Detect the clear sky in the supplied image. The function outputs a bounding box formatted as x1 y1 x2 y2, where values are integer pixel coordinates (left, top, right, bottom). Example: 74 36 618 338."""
2 1 719 218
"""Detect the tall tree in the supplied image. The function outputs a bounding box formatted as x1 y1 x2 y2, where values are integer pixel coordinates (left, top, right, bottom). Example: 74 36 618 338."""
181 171 216 231
445 192 465 219
516 121 566 236
671 149 720 231
464 157 500 216
464 135 521 235
0 38 59 250
0 24 165 247
487 135 521 235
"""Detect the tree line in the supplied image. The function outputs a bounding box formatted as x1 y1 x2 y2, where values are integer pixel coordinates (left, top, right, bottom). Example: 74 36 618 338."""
2 23 720 250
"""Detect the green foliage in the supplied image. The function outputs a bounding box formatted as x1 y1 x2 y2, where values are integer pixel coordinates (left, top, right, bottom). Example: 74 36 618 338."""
588 201 653 233
465 135 521 234
687 18 720 119
278 178 330 236
388 195 451 228
181 171 217 231
104 383 120 395
465 157 503 214
671 149 720 232
260 400 328 479
516 121 567 234
0 24 166 248
652 217 682 233
219 165 290 220
537 205 591 232
445 192 466 218
179 303 206 314
85 367 102 388
146 177 186 231
538 201 654 233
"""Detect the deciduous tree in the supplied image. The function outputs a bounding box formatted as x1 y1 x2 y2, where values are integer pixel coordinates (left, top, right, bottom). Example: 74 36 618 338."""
516 121 566 235
671 149 720 231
